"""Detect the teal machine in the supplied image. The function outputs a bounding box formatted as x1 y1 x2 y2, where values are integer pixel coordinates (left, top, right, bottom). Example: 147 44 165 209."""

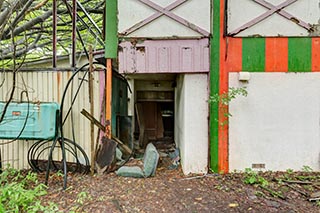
0 69 130 189
0 102 59 140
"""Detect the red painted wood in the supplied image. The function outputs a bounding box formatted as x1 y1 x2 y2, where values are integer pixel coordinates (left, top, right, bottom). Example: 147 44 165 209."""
312 38 320 72
265 38 288 72
218 0 229 173
226 38 242 72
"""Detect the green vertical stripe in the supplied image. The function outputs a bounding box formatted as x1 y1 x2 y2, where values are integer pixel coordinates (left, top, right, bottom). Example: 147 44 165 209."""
210 0 220 172
242 38 265 72
288 38 312 72
105 0 118 58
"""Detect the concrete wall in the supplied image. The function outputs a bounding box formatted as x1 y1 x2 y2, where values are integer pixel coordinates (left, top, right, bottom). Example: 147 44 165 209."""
175 74 209 174
229 72 320 171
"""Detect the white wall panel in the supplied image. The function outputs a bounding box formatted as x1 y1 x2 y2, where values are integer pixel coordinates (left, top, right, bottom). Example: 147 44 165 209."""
229 72 320 171
227 0 320 36
118 0 211 38
175 74 209 174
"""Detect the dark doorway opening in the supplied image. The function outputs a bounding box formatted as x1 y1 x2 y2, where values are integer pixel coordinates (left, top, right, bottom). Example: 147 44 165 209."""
134 91 175 152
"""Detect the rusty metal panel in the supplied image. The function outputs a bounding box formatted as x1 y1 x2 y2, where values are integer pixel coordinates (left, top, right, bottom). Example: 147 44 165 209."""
0 71 103 170
227 0 320 37
119 39 209 73
118 0 211 38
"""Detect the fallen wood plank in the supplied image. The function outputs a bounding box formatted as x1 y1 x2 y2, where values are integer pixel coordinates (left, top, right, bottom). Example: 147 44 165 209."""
81 109 105 132
310 191 320 198
282 180 313 185
112 136 132 155
259 185 285 200
81 108 132 155
284 183 309 197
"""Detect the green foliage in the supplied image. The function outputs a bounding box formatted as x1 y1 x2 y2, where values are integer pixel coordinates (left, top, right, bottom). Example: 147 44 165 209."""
209 87 248 106
243 168 269 187
0 0 105 69
286 168 294 174
209 87 248 125
76 191 92 205
301 165 313 172
0 167 58 213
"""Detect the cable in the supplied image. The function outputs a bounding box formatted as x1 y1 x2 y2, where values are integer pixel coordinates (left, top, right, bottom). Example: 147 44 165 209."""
28 138 89 173
23 61 131 189
0 75 30 146
45 63 93 189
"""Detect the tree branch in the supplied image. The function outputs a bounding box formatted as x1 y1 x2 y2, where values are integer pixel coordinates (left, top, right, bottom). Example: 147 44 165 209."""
2 10 52 39
0 34 41 59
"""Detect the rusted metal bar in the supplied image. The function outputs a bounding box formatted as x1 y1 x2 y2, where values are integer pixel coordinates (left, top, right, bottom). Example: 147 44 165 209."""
72 0 77 68
52 0 57 68
126 0 210 36
76 1 102 34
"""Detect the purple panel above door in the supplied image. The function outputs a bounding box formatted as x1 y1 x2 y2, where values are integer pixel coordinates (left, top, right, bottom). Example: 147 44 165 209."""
118 39 209 74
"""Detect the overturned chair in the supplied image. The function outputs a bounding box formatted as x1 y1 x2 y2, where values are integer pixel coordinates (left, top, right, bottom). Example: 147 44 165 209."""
116 143 159 178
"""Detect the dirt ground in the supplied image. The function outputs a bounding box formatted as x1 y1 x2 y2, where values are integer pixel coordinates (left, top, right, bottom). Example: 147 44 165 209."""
39 165 320 213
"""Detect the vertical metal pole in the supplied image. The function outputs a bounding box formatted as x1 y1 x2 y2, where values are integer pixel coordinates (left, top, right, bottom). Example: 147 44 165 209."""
105 58 112 139
72 0 77 68
105 0 117 138
89 46 95 175
52 0 57 68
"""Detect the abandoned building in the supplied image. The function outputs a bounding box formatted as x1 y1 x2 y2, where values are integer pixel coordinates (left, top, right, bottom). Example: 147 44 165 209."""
0 0 320 185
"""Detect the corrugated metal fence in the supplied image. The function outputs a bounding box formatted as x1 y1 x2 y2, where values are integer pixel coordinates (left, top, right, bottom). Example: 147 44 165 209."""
0 70 104 170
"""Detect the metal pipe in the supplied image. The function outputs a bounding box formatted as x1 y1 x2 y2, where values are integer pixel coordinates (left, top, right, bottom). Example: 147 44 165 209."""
52 0 57 68
76 1 102 35
72 0 77 68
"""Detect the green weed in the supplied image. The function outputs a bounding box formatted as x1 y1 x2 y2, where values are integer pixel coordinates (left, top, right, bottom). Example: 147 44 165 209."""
243 168 268 187
0 166 58 213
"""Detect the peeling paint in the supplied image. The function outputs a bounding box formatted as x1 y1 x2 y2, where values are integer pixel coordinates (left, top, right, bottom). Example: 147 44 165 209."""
118 39 210 74
309 20 320 36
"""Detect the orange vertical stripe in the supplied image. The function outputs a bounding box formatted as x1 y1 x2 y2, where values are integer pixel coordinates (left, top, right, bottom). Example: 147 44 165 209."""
105 58 112 139
218 0 228 173
226 38 242 72
57 72 61 101
265 38 288 72
312 38 320 72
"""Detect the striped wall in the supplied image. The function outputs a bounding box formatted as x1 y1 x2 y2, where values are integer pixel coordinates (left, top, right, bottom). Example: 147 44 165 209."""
226 37 320 72
210 0 320 173
0 70 104 170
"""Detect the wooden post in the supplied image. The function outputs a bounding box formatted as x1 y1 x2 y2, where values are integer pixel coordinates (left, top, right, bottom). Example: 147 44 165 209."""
89 46 95 175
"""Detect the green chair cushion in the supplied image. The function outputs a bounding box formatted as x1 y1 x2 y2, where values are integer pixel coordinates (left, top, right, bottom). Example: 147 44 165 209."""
143 143 159 177
115 143 159 178
115 166 145 178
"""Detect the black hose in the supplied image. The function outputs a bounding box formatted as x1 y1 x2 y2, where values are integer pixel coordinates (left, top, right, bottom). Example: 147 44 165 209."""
45 63 93 189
